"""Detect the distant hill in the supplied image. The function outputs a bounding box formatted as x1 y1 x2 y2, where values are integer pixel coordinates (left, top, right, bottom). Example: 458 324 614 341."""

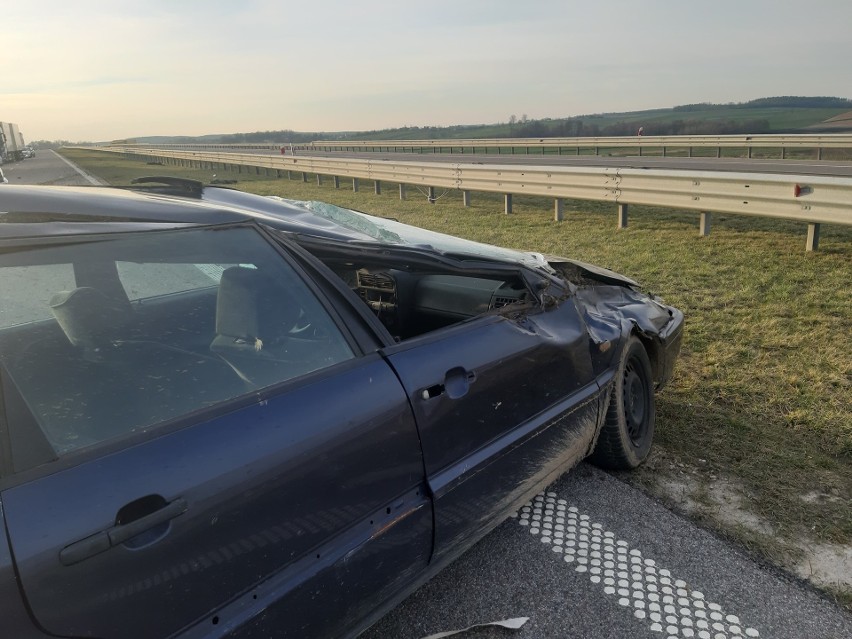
131 96 852 144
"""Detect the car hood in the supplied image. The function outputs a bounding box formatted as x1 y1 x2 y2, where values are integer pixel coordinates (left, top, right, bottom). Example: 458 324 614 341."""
542 256 640 288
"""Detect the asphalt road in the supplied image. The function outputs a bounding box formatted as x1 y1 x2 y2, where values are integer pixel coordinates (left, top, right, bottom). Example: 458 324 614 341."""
6 152 852 639
1 149 104 186
364 464 851 639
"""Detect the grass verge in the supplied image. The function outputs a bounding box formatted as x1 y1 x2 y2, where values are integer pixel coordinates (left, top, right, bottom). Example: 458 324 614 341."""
59 148 852 602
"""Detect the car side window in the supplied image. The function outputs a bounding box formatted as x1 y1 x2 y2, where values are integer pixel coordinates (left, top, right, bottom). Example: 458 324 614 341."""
0 226 355 472
0 264 77 328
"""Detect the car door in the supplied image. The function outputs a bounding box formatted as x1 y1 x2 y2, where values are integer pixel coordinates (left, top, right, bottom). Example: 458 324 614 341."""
381 285 603 561
0 224 431 639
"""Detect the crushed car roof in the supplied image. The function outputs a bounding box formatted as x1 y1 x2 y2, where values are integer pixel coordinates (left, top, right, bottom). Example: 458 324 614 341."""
0 182 549 267
0 181 637 284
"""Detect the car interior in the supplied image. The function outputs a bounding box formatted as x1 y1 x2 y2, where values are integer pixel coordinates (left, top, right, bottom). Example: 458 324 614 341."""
0 227 534 469
325 262 531 341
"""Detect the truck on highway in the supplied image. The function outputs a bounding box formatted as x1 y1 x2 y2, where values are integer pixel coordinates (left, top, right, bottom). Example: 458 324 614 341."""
0 122 26 162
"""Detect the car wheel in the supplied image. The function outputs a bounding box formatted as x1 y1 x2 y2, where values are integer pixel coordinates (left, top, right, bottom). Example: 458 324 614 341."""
589 336 655 470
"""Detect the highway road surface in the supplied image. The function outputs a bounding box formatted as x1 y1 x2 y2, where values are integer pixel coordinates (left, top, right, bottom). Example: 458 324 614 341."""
5 150 851 639
363 464 851 639
1 149 105 186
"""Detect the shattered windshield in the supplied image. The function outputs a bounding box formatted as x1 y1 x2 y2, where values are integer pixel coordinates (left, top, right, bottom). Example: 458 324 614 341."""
271 197 550 269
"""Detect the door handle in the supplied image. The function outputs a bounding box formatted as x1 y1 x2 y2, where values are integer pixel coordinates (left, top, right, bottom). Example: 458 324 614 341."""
420 367 476 401
60 497 187 566
108 498 187 546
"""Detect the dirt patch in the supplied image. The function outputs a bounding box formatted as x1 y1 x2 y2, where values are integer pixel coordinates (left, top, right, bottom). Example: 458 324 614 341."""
655 475 775 536
621 450 852 606
794 544 852 590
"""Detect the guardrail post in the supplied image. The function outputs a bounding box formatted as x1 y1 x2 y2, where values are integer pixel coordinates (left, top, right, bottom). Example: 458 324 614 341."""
317 174 322 186
427 186 436 204
554 198 564 222
504 194 513 214
462 190 471 207
688 147 693 158
717 147 721 158
333 176 340 189
781 147 786 160
617 203 628 229
806 223 821 251
699 212 712 236
302 172 308 183
399 183 406 200
374 180 381 195
662 146 667 157
748 147 753 159
353 178 359 192
817 147 823 160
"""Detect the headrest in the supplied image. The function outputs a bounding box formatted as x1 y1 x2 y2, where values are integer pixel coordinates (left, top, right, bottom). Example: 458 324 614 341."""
215 267 300 345
50 287 132 355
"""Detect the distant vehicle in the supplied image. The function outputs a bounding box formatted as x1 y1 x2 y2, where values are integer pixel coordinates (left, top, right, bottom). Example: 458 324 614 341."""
21 147 35 159
0 180 682 639
0 122 26 161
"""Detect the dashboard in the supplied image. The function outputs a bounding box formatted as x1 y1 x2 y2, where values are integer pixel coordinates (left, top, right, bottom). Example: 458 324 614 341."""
354 269 528 338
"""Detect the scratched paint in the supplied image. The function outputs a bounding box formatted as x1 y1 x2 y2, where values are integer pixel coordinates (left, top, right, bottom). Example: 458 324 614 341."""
513 492 761 639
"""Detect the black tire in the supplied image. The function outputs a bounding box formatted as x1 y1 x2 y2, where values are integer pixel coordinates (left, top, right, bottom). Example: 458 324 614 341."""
589 336 655 470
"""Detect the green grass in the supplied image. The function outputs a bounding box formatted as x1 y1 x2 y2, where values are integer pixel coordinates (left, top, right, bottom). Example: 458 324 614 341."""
59 148 852 555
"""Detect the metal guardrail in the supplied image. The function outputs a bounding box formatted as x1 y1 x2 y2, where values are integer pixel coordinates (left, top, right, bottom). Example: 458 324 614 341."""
83 146 852 251
106 134 852 160
305 134 852 158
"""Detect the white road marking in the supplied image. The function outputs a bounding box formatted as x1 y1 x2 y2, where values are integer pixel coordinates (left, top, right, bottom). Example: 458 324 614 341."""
512 492 762 639
51 150 106 185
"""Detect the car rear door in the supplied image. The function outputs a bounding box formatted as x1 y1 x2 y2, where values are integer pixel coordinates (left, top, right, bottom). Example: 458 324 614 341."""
0 225 431 639
381 289 603 561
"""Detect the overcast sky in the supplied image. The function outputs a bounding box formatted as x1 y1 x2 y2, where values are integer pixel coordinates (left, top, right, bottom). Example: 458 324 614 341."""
4 0 851 141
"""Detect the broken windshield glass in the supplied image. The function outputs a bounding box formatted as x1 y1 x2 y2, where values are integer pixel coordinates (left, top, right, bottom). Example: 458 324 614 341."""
273 198 551 269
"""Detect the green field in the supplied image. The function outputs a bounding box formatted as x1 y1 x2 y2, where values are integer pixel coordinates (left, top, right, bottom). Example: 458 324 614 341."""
338 106 850 140
59 149 852 602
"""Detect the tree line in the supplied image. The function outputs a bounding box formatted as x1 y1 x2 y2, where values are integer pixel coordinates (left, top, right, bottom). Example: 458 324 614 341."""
502 118 772 138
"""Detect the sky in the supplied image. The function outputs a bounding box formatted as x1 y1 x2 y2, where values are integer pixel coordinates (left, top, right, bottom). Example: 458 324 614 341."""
3 0 852 142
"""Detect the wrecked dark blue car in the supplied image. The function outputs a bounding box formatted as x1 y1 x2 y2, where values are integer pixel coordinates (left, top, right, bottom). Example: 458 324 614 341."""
0 180 682 638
